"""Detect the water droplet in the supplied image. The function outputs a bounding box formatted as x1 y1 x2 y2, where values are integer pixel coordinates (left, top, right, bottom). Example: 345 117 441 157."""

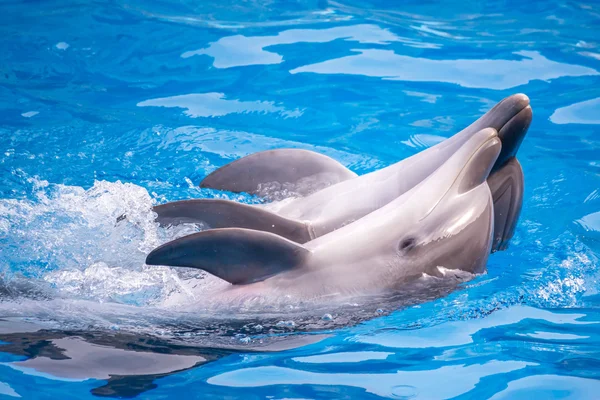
276 320 296 328
322 313 333 321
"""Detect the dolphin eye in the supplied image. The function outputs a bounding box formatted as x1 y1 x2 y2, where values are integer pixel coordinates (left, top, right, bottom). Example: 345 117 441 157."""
399 237 416 252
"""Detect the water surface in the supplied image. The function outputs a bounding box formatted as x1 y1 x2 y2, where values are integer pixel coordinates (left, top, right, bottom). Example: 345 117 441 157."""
1 0 600 398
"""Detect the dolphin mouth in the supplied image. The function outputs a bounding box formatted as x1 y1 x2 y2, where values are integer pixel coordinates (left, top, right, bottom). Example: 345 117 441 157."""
493 103 532 171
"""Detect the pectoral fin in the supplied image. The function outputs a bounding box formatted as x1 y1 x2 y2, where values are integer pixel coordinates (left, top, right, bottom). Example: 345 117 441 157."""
145 228 311 284
153 199 313 243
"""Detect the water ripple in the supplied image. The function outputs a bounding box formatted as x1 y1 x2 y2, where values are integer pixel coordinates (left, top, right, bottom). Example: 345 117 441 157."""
292 50 599 89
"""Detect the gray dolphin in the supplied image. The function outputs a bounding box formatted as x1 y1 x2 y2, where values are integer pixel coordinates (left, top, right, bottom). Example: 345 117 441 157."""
153 94 531 251
147 128 500 301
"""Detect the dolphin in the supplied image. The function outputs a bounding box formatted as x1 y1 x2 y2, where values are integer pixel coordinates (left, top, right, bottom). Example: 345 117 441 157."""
146 128 501 301
152 94 531 251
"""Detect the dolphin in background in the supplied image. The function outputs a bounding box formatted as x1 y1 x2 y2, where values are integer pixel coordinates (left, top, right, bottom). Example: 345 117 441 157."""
152 94 531 252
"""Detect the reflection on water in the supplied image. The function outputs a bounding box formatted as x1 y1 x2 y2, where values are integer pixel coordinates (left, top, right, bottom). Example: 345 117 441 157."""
154 126 380 169
0 327 219 398
550 97 600 125
1 304 587 399
292 350 392 363
488 375 600 400
207 361 534 398
128 0 350 30
291 50 599 89
0 382 19 398
0 320 328 398
181 24 417 68
353 306 596 348
2 0 600 398
137 92 302 118
576 211 600 238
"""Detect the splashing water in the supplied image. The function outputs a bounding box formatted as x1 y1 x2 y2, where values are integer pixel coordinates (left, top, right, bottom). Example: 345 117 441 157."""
0 176 208 306
1 0 600 397
0 166 598 335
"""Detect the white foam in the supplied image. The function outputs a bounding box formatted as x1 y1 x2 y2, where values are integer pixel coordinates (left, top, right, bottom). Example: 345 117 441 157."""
0 178 206 307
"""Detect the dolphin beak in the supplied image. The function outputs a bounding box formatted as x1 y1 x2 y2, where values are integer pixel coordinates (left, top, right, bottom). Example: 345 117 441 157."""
480 93 530 131
472 93 532 172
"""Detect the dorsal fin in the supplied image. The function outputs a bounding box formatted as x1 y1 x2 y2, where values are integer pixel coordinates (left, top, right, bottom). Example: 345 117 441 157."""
200 149 357 199
153 199 313 243
488 157 524 252
145 228 311 284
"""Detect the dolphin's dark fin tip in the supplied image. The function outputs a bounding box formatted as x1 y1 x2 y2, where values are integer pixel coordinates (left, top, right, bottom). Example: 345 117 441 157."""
200 149 356 198
146 228 310 285
489 157 524 252
153 199 312 243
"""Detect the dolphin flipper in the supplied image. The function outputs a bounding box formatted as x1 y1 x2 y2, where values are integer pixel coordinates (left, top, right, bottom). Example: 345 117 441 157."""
145 228 311 284
200 149 357 199
153 199 312 243
488 158 524 252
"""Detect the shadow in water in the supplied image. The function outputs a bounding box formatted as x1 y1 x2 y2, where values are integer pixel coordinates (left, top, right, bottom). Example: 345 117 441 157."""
0 270 470 397
0 320 328 398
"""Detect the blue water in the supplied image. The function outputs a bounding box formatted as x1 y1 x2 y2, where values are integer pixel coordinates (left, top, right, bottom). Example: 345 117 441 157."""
1 0 600 398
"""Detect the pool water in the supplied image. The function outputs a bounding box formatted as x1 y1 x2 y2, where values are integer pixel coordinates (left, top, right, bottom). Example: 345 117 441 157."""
1 0 600 398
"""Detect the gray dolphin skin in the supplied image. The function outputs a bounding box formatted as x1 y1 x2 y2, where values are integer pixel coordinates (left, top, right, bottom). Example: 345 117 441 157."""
199 148 357 198
153 94 531 251
147 128 501 300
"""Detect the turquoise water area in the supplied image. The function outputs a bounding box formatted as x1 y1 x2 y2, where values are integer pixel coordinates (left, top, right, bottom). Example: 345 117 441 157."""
1 0 600 398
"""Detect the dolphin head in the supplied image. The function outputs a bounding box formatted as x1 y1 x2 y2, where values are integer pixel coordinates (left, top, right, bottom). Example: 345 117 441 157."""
306 127 502 292
392 127 501 277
